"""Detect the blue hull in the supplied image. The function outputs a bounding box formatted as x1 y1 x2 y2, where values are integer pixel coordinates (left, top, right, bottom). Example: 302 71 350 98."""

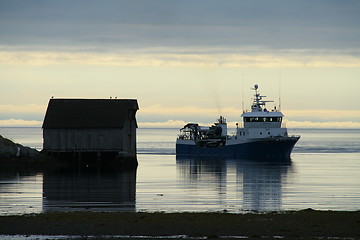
176 138 299 160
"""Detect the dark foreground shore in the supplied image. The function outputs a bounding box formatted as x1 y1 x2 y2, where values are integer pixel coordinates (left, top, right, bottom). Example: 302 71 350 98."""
0 210 359 239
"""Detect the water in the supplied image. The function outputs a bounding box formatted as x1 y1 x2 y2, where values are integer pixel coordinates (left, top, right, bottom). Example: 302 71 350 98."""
0 127 359 215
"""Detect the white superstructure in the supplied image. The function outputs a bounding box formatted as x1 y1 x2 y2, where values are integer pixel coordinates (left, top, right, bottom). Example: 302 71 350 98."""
235 84 288 140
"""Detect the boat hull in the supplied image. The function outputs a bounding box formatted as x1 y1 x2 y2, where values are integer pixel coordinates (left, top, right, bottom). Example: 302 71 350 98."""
176 137 299 160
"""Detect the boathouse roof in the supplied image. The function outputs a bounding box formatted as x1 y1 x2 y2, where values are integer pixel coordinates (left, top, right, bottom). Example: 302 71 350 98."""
42 98 138 129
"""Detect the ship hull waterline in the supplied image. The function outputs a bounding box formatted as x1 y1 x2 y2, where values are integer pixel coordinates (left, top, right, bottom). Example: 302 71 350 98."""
176 137 299 160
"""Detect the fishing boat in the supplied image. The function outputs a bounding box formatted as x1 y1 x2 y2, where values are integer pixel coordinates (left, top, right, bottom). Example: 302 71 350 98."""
176 84 300 160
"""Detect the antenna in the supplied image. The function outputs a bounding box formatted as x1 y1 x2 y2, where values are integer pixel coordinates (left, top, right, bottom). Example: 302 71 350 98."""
279 69 282 111
241 78 244 112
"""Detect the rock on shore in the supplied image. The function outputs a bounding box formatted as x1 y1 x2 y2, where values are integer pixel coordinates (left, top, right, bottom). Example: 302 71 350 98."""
0 135 43 159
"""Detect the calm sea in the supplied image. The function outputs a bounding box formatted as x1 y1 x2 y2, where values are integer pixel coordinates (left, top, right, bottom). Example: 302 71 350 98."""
0 127 359 215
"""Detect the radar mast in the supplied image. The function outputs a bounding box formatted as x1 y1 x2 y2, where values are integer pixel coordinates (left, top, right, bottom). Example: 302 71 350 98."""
251 84 274 112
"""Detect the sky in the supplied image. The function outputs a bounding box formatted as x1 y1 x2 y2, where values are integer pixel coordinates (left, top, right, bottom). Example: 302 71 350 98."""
0 0 360 128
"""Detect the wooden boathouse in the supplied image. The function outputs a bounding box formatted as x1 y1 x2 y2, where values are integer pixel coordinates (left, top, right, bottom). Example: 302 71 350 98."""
42 98 138 165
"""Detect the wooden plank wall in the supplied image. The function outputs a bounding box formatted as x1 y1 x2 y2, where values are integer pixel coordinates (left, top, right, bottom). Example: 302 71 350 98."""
43 128 124 151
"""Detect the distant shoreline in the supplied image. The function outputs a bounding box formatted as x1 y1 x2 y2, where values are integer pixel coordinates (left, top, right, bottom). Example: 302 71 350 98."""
1 210 359 238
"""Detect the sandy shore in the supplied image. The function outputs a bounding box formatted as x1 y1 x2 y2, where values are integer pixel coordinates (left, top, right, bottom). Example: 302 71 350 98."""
0 210 359 239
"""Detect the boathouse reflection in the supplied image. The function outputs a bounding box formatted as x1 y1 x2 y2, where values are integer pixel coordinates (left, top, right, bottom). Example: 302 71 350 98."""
176 156 292 212
42 165 136 212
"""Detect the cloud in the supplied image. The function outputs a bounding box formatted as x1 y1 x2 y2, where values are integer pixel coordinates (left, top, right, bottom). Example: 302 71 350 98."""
1 103 359 125
0 104 46 113
1 1 359 54
1 50 359 67
138 106 360 129
285 109 360 121
138 120 187 128
0 119 42 127
1 1 359 69
286 121 360 129
0 117 359 129
140 105 229 116
139 119 360 129
140 105 360 120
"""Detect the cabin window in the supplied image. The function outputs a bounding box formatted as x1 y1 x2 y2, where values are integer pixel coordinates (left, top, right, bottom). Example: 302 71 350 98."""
250 117 259 122
244 117 282 122
269 117 282 122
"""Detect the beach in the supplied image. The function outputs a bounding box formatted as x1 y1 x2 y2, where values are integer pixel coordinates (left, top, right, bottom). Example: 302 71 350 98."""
1 210 360 239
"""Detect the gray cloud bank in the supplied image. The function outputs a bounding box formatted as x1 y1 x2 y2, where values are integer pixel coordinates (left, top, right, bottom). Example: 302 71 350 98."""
1 0 359 54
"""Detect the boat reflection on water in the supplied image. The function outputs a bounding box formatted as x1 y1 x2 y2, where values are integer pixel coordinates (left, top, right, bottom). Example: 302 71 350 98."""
42 163 137 212
238 159 291 211
176 156 292 212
